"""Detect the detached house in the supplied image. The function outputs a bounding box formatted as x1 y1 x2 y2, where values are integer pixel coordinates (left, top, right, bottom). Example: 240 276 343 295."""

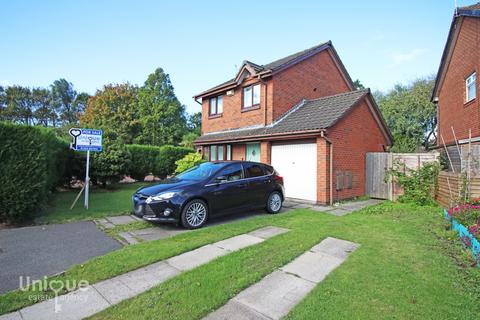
194 41 392 204
432 3 480 171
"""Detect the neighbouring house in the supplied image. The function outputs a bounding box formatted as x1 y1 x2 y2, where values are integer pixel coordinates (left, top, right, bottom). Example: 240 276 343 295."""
432 3 480 173
193 41 392 204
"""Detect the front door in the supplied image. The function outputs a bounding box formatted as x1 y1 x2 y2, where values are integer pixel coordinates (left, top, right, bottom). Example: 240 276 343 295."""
246 143 261 162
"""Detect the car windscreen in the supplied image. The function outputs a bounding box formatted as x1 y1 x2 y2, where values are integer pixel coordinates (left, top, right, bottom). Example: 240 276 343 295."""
176 162 223 181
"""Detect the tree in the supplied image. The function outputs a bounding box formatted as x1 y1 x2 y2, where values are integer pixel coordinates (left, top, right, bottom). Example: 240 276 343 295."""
4 86 33 124
51 79 88 125
376 76 437 152
0 86 6 119
180 132 199 148
91 142 131 187
353 79 365 90
136 68 187 146
187 112 201 134
81 83 141 144
32 88 53 126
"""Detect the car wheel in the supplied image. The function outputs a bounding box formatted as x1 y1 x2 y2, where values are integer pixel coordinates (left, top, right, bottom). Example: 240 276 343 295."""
181 199 208 229
266 191 283 214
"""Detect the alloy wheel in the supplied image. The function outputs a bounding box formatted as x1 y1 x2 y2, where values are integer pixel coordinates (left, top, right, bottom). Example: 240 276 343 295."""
185 202 207 227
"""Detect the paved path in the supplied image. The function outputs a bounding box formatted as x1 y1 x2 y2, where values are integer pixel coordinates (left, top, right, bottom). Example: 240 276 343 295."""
1 226 289 320
0 221 120 294
205 237 358 320
285 198 383 216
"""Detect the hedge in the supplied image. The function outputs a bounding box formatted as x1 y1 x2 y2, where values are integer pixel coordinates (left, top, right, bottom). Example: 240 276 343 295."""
0 122 69 222
126 144 192 179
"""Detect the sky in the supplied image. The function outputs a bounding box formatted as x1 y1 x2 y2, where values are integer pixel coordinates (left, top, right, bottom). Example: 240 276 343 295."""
0 0 473 114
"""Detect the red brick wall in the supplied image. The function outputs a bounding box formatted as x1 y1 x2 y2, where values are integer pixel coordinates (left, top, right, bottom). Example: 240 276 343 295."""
201 78 273 134
328 98 387 201
438 17 480 144
271 49 351 121
316 137 330 204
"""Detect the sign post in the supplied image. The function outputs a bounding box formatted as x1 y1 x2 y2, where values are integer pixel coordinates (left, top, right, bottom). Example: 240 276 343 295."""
69 128 103 210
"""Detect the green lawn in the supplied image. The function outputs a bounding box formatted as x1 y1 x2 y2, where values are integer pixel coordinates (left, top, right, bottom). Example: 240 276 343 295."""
35 183 150 224
2 202 479 319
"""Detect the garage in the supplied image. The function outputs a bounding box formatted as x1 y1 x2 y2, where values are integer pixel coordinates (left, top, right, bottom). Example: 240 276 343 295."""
271 142 317 201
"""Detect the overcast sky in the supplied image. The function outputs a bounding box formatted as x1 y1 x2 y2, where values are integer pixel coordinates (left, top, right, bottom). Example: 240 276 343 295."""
1 0 470 114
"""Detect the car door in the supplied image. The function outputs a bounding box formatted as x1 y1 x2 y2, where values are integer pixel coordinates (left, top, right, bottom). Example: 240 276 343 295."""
205 163 248 215
243 163 270 207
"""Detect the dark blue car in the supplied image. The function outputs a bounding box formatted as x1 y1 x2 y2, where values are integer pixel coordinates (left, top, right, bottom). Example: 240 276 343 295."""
132 161 284 229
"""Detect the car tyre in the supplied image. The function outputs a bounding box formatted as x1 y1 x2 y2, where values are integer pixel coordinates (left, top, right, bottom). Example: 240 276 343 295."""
181 199 208 229
266 191 283 214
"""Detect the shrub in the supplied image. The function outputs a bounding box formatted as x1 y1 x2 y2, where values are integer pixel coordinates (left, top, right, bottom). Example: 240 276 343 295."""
388 161 440 206
0 122 68 222
154 145 192 178
91 143 132 187
126 144 161 180
175 152 205 173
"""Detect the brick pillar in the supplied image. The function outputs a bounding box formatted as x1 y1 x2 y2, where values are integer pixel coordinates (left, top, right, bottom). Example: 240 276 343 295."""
316 137 330 204
260 141 271 164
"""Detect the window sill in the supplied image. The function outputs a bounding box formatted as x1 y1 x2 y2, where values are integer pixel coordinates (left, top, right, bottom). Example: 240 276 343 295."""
208 114 223 119
241 105 261 113
464 98 476 107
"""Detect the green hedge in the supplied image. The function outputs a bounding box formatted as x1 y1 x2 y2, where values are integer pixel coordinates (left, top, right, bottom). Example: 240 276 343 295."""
0 122 69 222
126 144 192 179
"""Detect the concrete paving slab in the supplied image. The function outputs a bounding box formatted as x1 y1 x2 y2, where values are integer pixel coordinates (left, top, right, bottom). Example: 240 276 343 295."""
205 300 270 320
234 270 315 320
106 215 137 225
280 251 343 283
311 237 359 259
116 261 180 293
327 208 351 216
20 286 110 320
0 312 22 320
130 227 188 242
214 234 264 251
166 245 228 271
310 205 335 212
248 226 290 239
93 278 136 304
118 231 139 244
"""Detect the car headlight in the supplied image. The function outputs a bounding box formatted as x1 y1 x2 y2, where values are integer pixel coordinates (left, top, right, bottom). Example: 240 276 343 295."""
146 192 176 203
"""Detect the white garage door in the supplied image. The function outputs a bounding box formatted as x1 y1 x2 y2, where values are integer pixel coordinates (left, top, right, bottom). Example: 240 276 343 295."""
271 142 317 201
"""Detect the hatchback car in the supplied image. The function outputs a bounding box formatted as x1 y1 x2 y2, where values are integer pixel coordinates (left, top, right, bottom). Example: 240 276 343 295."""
132 161 284 229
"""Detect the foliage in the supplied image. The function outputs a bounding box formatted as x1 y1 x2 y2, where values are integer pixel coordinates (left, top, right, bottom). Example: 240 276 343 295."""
353 79 365 90
447 201 480 241
136 68 187 146
175 152 205 173
187 112 201 135
81 83 141 144
179 132 199 149
375 76 437 152
388 161 440 205
91 142 132 187
0 122 68 222
126 144 162 180
154 145 192 178
0 80 89 126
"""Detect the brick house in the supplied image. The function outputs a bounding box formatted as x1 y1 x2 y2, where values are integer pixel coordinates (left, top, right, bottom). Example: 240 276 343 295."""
193 41 392 204
433 4 480 147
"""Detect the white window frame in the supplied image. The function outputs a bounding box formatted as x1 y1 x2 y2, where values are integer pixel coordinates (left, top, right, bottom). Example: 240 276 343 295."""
466 72 476 103
242 84 260 109
209 95 223 116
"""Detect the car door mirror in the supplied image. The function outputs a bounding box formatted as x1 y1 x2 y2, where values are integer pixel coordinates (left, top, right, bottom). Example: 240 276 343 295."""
215 175 228 184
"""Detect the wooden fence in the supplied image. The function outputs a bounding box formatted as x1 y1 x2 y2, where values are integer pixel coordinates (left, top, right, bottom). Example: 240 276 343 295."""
366 152 439 200
435 171 480 207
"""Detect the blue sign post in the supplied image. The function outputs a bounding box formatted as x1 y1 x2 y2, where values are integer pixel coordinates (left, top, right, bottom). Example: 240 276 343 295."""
69 128 103 209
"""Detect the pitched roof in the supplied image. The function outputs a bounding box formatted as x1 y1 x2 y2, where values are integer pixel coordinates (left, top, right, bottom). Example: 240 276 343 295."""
195 89 369 143
432 3 480 100
194 41 333 98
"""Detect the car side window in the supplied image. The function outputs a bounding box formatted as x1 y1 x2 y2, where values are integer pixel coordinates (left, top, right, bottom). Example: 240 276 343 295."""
263 165 274 175
244 163 265 178
216 164 244 182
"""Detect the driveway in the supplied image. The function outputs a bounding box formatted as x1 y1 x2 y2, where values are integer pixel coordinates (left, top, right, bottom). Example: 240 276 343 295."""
0 221 121 294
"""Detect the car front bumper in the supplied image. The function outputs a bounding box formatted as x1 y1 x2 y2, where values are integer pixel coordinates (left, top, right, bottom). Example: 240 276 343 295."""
132 193 182 223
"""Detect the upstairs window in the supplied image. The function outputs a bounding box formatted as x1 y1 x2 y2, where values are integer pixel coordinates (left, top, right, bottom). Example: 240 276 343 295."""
243 84 261 109
466 72 476 102
209 95 223 116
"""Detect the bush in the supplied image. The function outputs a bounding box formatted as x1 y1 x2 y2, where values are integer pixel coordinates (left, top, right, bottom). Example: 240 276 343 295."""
91 143 132 187
0 122 68 222
126 144 161 180
388 161 440 206
175 152 205 173
154 145 192 178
